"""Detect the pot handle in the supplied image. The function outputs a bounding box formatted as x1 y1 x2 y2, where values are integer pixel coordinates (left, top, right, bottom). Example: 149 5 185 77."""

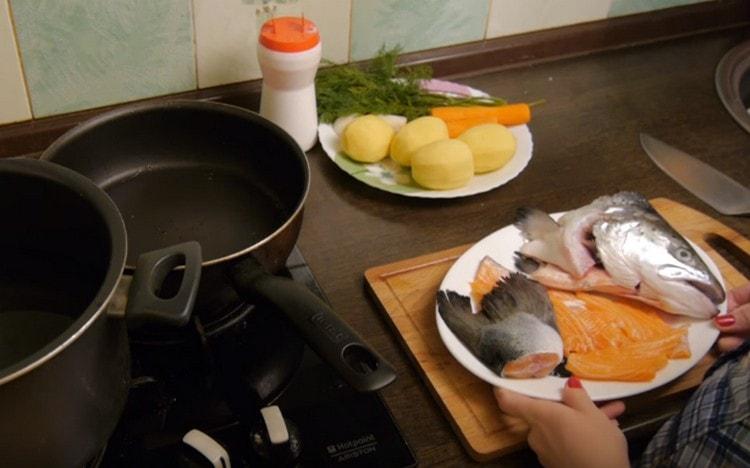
229 257 396 392
125 241 202 329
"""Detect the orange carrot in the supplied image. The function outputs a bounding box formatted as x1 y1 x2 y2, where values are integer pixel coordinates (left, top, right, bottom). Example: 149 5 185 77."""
431 103 531 126
444 115 497 138
432 106 498 120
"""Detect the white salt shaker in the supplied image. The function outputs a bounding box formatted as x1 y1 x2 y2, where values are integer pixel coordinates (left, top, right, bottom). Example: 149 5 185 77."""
257 16 322 152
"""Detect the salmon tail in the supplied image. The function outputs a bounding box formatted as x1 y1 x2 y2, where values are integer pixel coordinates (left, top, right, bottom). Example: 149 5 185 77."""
437 290 488 357
482 273 557 328
514 207 559 240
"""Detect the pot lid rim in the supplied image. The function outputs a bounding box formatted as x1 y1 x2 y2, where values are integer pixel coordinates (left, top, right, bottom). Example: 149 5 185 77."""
0 159 127 385
46 99 311 271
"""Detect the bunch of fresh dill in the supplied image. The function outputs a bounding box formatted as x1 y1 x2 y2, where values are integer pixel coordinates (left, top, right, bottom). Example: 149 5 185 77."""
315 47 507 123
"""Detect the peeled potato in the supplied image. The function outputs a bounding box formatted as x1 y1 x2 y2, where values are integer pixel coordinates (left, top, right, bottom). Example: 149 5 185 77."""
390 116 449 167
341 115 395 162
457 123 516 173
411 139 474 190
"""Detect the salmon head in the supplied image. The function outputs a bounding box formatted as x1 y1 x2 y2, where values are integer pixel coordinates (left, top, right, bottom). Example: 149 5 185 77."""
515 192 725 319
593 195 725 319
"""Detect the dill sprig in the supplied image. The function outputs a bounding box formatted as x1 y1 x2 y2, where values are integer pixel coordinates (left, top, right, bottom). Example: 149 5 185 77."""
316 47 507 123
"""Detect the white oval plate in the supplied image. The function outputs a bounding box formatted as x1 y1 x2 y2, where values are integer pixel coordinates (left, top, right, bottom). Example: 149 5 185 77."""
317 86 533 199
436 213 726 402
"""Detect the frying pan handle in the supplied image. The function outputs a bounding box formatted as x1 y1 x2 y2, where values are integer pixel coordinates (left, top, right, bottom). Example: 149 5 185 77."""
229 258 396 392
125 241 202 329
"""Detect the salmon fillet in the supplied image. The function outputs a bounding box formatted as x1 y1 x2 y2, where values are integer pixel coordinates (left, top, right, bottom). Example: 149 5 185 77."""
566 348 668 382
549 289 691 381
470 256 509 306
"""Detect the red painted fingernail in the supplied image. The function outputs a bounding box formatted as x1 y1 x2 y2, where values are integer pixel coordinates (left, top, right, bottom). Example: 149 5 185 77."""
566 376 582 389
715 315 736 327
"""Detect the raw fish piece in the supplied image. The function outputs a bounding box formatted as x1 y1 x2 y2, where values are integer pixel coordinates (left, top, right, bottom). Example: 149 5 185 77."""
565 331 687 382
470 255 510 307
515 192 725 319
438 273 562 379
548 289 690 382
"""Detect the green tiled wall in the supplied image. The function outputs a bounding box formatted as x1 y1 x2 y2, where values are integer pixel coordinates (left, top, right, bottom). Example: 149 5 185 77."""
12 0 195 118
0 0 711 125
351 0 491 61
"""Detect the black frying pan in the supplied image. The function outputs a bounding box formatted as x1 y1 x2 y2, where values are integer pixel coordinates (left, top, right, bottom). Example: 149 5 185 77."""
41 100 395 392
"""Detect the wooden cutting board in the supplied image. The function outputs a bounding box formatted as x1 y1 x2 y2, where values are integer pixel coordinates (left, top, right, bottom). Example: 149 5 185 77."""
364 198 750 462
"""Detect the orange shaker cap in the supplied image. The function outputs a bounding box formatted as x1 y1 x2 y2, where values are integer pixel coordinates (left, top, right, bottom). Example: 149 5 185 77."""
259 16 320 52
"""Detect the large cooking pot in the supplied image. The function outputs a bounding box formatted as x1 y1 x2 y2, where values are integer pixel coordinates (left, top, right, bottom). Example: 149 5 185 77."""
0 159 202 467
41 100 395 398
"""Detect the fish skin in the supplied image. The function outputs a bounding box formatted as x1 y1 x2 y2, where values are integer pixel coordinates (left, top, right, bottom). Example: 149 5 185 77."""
438 273 563 378
515 206 600 277
515 192 725 319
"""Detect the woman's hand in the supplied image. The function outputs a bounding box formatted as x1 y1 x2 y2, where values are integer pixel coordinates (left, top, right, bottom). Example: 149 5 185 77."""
494 377 629 468
714 283 750 353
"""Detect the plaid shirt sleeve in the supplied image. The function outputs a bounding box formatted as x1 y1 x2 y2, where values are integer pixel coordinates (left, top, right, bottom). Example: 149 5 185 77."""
637 340 750 468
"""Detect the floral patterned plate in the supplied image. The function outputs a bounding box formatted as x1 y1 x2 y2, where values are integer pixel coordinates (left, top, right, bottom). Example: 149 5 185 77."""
317 111 533 199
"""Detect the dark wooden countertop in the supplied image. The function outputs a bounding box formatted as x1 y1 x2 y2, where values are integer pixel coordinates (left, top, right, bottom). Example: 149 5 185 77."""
294 29 750 466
